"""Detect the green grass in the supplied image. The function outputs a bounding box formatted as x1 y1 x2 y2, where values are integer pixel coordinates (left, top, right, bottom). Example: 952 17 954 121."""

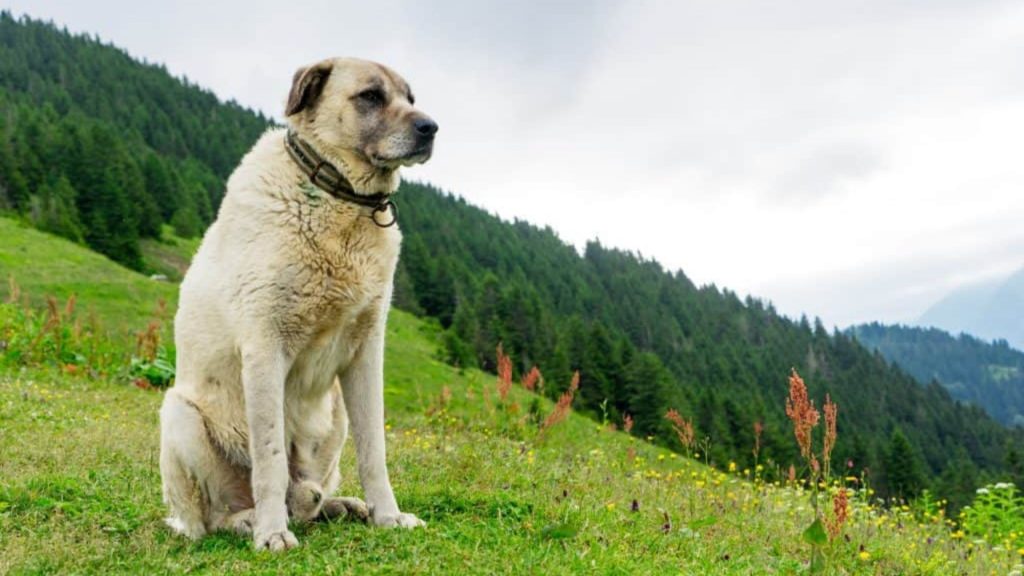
1 222 1021 575
0 218 176 331
139 225 202 283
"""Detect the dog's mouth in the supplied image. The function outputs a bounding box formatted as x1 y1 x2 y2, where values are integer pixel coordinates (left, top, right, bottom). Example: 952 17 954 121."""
371 145 433 168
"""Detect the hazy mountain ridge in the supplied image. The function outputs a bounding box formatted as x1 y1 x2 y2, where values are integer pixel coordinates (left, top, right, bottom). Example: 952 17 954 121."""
852 322 1024 426
919 266 1024 351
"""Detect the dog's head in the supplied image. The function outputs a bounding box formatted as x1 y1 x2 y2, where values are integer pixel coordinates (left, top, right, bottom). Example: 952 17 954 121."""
285 58 437 187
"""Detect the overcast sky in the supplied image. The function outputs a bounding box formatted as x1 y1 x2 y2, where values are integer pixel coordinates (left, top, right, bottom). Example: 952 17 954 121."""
11 0 1024 327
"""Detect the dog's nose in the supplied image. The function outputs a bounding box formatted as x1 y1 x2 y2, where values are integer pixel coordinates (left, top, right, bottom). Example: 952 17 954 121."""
413 118 438 137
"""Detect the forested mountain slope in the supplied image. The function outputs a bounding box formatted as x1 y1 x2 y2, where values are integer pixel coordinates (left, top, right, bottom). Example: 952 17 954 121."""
394 186 1021 502
852 322 1024 427
0 13 1020 504
0 12 269 268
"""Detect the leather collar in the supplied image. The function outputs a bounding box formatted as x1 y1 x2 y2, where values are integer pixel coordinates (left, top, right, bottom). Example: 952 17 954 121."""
284 130 397 227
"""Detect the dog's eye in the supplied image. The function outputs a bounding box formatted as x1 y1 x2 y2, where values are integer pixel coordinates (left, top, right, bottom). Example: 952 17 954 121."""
357 89 386 106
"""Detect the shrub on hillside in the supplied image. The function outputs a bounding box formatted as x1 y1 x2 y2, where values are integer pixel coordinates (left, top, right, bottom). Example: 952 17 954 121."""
0 280 171 386
0 295 108 371
960 482 1024 546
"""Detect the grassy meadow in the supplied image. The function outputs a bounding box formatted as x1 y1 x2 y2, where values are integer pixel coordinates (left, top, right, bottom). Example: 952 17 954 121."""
0 219 178 331
0 219 1020 575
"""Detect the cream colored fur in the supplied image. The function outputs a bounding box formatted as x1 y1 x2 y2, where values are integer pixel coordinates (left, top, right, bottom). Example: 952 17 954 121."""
159 58 436 551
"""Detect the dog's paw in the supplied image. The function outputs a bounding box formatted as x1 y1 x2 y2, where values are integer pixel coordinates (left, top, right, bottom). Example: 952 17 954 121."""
254 529 299 552
371 510 426 529
226 509 255 536
320 496 370 523
287 479 324 522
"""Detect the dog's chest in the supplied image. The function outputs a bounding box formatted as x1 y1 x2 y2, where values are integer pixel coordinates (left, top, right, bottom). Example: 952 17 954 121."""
295 215 397 325
281 209 399 393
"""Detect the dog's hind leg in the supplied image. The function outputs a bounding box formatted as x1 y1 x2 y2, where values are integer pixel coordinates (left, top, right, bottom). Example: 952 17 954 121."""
160 388 252 539
160 389 210 539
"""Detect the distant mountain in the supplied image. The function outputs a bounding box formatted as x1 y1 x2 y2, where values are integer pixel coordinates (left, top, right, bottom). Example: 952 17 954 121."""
852 322 1024 426
919 266 1024 351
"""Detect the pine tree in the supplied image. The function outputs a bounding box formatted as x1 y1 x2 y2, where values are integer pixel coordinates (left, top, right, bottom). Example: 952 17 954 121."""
623 352 670 437
392 260 425 315
936 448 979 512
0 146 30 211
170 201 202 239
886 429 925 501
123 157 161 238
142 154 177 221
29 176 83 242
578 323 616 410
1006 442 1024 490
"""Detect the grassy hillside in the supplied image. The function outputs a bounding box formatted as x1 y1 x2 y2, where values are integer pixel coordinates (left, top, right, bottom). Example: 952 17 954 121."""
139 225 202 283
0 217 176 330
0 226 1019 575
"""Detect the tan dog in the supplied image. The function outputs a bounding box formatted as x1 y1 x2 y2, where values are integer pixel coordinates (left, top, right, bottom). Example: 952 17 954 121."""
159 57 437 551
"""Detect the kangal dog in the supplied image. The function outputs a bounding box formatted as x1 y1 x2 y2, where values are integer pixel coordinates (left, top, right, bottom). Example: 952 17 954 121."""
159 57 437 551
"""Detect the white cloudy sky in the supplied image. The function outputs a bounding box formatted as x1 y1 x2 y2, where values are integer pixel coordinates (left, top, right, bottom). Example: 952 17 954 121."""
12 0 1024 327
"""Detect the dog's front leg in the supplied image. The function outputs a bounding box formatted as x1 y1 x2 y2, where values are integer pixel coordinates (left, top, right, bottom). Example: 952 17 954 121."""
241 344 298 550
341 326 425 529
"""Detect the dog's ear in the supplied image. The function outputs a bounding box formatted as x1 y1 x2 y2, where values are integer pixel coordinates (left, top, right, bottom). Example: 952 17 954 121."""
285 61 333 116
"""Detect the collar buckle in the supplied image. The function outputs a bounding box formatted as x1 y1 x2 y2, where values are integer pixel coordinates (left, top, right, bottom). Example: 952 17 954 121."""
371 201 398 228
